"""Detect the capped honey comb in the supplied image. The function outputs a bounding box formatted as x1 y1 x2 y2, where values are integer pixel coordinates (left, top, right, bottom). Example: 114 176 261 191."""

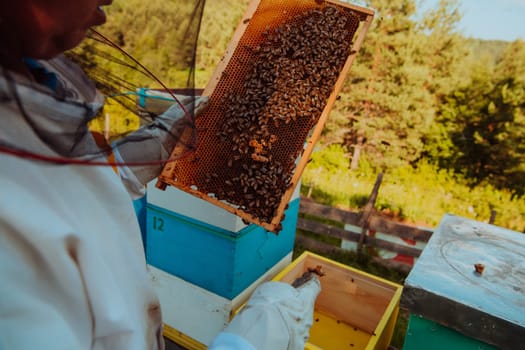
157 0 374 232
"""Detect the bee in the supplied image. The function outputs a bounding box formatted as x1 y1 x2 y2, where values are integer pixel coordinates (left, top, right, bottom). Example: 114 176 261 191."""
474 263 485 275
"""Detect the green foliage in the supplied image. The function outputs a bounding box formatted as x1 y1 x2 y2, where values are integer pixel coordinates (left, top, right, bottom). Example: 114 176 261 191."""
102 0 203 87
196 0 250 86
331 0 469 171
302 146 525 231
309 144 349 173
434 39 525 196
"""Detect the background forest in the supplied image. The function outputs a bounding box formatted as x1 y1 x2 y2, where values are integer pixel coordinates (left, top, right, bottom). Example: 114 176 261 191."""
83 0 525 231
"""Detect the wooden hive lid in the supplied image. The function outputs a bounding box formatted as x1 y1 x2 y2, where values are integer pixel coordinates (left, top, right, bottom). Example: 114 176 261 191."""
402 214 525 348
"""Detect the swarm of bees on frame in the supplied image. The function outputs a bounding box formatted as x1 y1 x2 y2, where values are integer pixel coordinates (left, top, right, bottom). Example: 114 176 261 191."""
205 5 359 228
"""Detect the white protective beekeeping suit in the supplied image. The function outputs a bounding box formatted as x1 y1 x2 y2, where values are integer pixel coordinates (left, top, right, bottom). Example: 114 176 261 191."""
0 56 183 350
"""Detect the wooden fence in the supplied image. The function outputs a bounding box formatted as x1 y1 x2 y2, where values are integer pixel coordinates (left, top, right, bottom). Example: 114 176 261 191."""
295 174 434 273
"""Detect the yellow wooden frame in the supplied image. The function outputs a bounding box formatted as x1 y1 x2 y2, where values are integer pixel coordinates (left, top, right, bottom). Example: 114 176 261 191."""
274 251 403 350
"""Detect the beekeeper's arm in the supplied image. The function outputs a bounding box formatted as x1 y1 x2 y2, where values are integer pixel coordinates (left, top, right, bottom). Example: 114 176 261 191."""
209 276 321 350
112 93 208 198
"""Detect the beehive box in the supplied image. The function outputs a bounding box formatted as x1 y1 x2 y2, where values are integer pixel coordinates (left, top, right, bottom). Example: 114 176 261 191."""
401 214 525 349
156 0 374 232
146 194 300 299
273 251 402 349
403 315 498 350
149 259 292 349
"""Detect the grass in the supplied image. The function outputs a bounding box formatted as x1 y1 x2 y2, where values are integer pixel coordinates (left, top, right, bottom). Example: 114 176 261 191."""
301 146 525 231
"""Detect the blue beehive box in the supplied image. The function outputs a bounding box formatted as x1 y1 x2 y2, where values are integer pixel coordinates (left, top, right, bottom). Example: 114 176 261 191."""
133 194 148 251
145 183 299 300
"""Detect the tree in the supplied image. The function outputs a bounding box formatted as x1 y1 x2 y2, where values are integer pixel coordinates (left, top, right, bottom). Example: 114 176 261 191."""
69 0 207 138
328 0 466 170
435 39 525 196
196 0 250 83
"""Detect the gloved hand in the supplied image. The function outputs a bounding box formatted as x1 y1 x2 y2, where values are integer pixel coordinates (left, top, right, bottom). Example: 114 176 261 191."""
113 94 209 185
209 276 321 350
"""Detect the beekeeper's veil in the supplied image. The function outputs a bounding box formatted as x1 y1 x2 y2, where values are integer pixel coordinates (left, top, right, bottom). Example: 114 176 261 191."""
0 0 207 167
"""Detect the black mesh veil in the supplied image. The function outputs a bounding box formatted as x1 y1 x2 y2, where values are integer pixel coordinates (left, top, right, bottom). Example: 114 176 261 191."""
0 0 206 167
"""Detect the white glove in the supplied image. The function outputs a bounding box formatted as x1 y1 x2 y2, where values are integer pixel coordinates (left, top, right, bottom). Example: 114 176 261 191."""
114 94 208 185
209 276 321 350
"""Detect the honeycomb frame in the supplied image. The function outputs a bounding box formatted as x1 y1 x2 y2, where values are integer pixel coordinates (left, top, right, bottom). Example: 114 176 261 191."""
157 0 374 233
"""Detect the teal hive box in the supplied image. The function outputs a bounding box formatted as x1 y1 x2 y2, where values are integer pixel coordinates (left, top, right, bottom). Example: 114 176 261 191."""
132 194 147 252
403 315 497 350
401 214 525 349
145 193 299 300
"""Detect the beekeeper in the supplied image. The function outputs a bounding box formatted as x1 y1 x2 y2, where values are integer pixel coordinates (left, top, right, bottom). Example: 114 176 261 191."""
0 0 320 349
